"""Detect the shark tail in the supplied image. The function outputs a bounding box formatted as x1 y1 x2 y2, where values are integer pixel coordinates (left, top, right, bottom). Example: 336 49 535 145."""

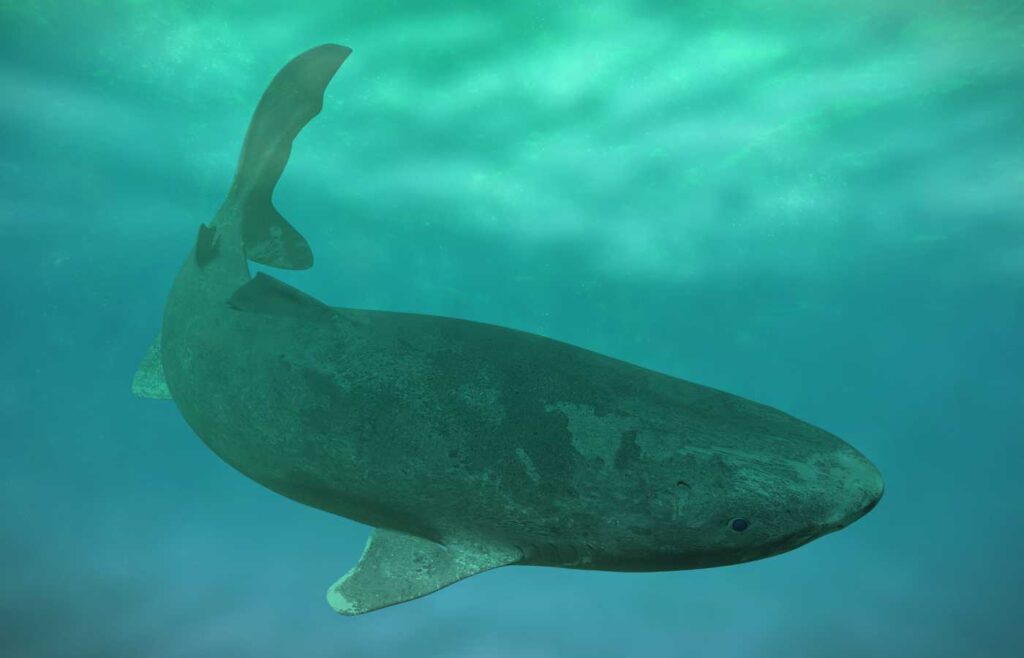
226 43 352 271
131 44 351 400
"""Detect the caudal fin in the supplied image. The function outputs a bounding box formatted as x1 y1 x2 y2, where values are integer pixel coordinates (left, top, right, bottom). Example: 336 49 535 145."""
229 43 352 270
132 45 350 399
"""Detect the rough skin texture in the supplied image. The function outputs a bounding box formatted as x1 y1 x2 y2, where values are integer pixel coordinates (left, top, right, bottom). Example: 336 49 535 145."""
146 43 884 615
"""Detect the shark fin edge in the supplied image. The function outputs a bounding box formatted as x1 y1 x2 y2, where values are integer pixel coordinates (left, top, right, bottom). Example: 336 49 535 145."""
195 224 219 267
227 272 332 320
229 44 351 271
241 200 313 270
327 528 521 615
131 332 172 400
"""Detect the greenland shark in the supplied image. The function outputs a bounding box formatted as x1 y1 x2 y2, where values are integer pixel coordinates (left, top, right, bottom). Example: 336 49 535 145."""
133 44 884 616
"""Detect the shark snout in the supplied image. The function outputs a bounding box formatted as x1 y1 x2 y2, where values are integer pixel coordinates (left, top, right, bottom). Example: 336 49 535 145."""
836 450 884 530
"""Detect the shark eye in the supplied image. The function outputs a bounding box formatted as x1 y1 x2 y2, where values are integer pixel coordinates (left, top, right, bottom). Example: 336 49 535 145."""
729 518 750 532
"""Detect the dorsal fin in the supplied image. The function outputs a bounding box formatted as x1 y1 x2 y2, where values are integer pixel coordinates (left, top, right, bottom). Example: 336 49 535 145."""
228 44 351 270
227 272 332 320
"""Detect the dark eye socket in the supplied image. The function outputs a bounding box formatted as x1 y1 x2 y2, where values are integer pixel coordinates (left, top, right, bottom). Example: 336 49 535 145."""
730 518 750 532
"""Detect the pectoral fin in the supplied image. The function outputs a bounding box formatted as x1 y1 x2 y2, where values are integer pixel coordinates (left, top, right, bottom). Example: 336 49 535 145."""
131 333 171 400
327 528 521 615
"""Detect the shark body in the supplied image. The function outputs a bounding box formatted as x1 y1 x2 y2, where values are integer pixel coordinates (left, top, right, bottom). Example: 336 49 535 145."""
134 44 883 615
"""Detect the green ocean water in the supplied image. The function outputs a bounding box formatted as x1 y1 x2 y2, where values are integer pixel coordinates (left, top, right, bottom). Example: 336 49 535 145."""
1 1 1022 656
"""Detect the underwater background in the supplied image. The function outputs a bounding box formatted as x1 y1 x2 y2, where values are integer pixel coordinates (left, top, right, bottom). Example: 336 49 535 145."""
2 1 1022 656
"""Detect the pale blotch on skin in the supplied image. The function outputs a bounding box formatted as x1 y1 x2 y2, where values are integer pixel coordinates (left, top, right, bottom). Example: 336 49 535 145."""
514 447 541 484
544 400 644 466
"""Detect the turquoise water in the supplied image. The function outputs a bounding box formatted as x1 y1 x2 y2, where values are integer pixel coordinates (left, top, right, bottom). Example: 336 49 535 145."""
2 1 1022 656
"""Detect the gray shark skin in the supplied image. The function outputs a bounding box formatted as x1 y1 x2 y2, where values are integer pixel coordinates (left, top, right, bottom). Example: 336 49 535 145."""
134 44 884 616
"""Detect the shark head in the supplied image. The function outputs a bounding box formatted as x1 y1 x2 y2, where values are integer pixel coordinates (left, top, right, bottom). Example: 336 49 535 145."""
641 406 884 570
718 438 884 562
